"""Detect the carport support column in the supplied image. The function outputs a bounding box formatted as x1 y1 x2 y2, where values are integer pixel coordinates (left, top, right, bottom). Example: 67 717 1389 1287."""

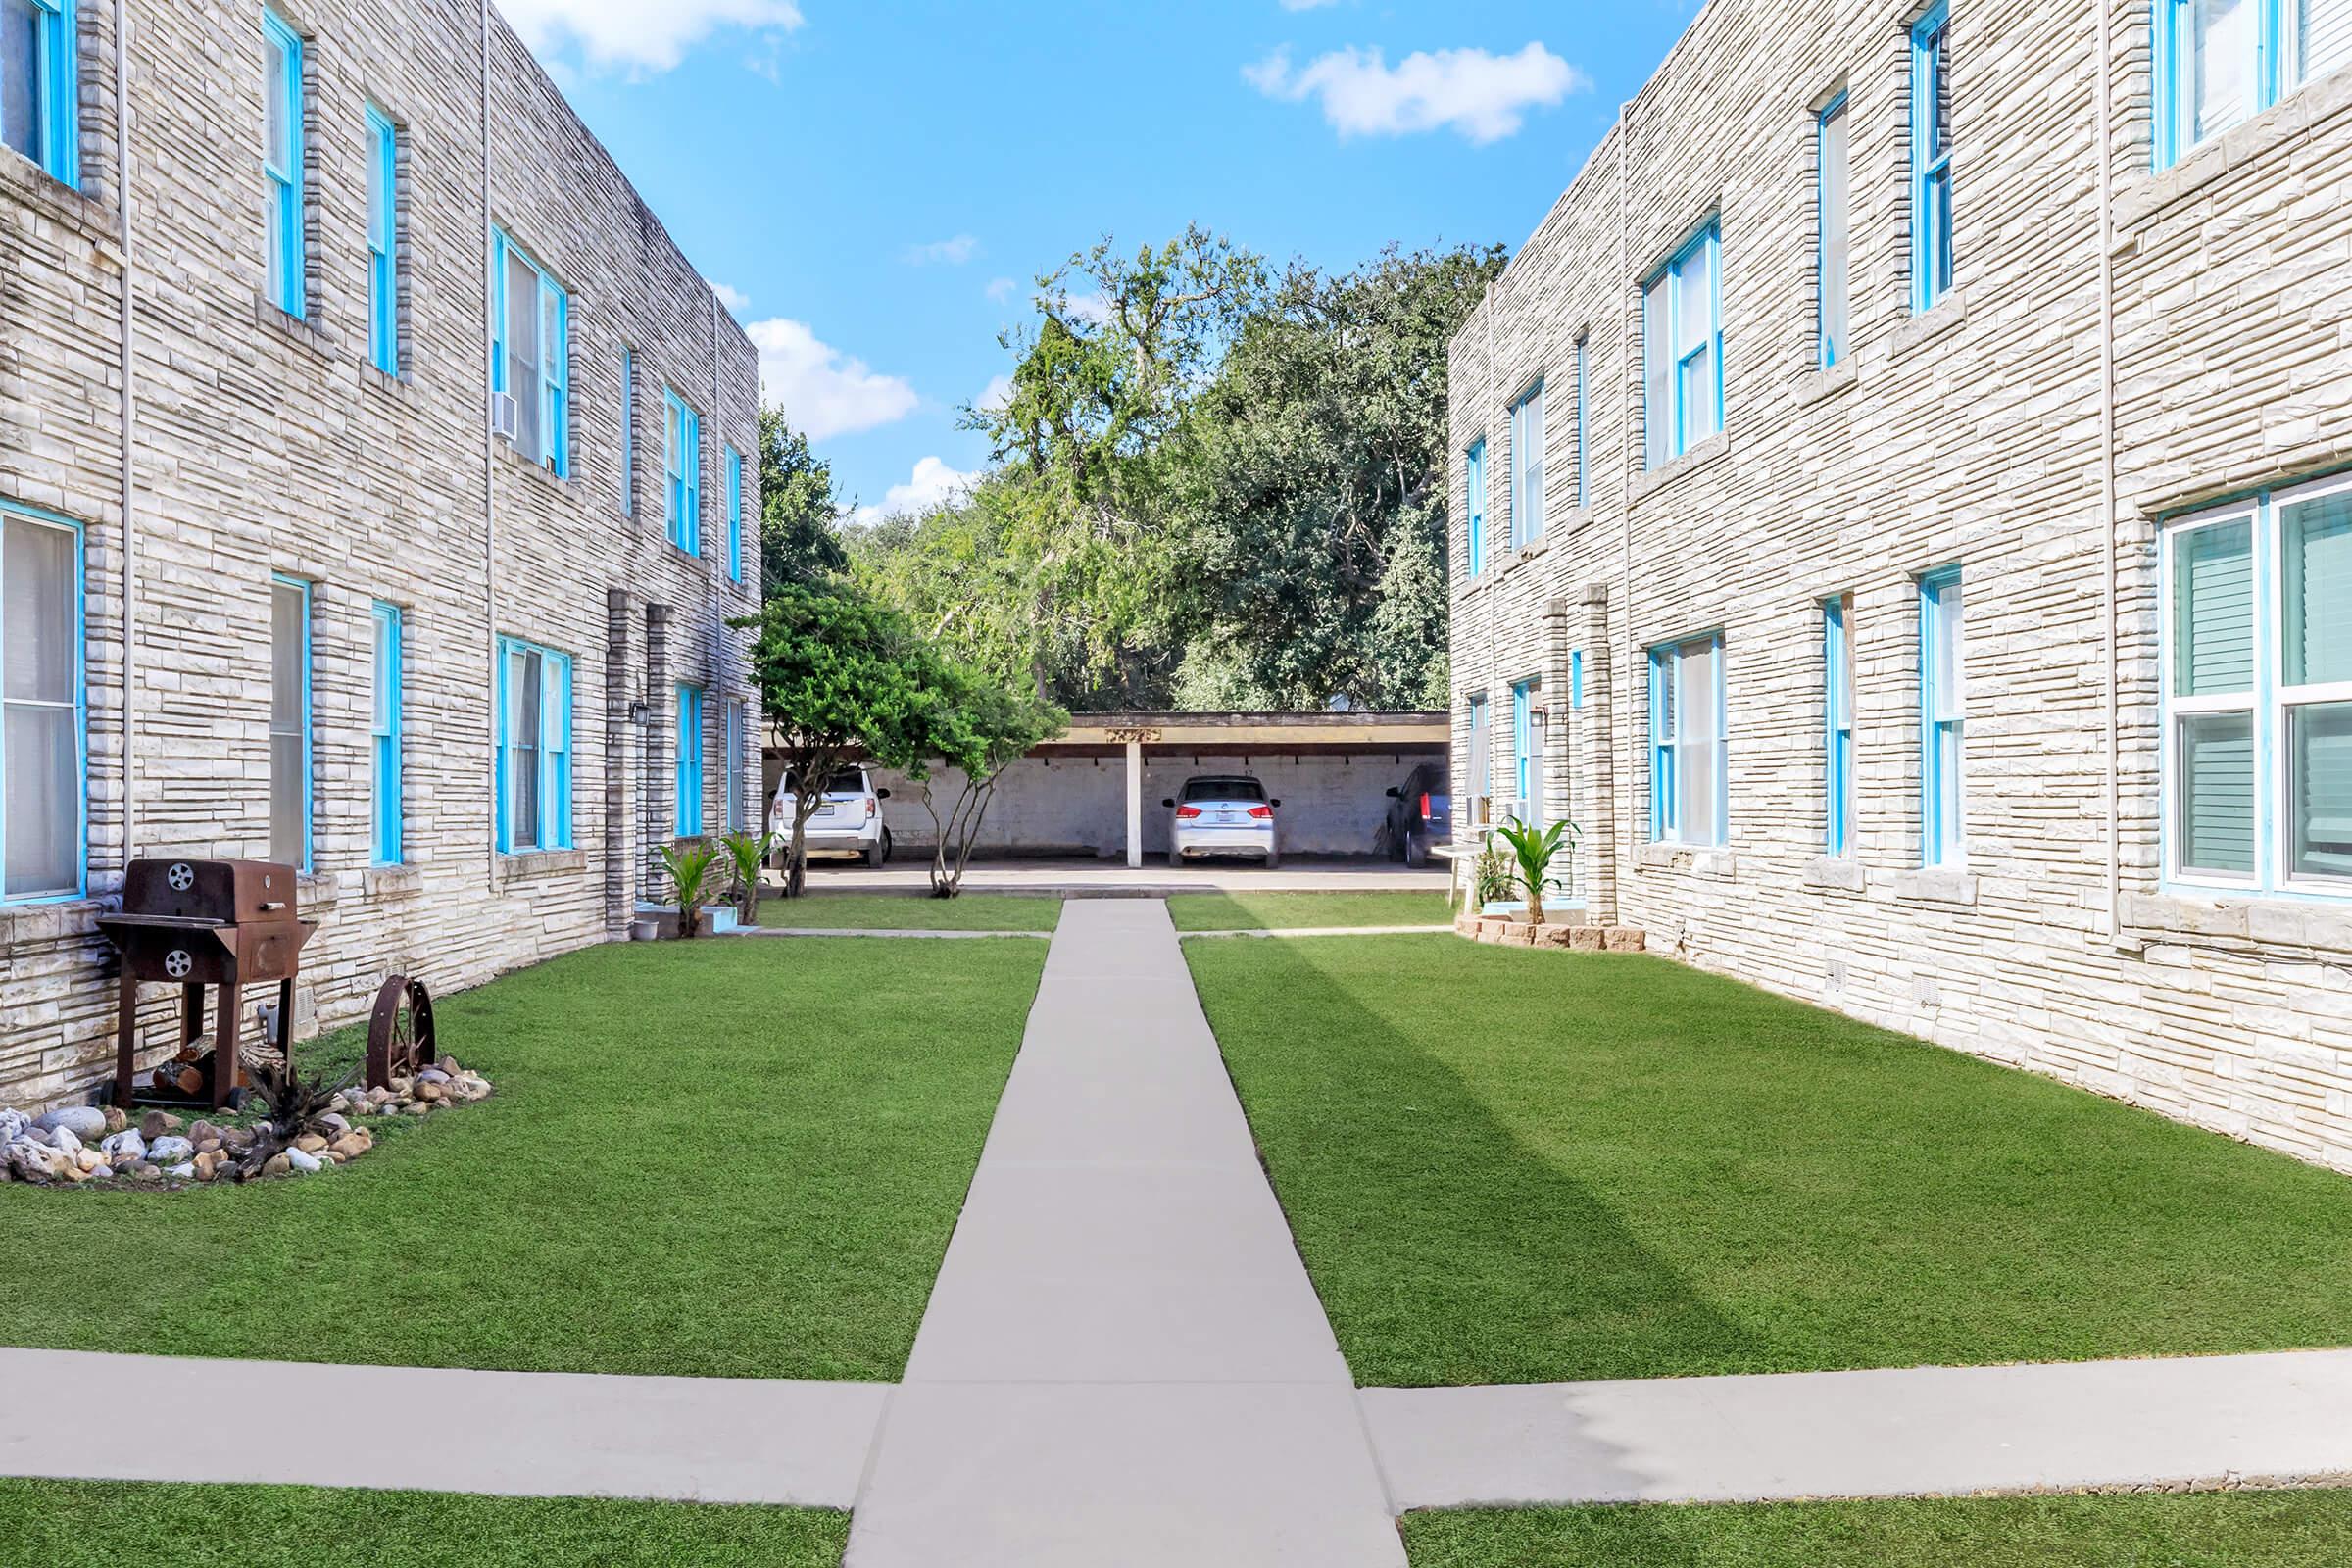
1125 736 1144 868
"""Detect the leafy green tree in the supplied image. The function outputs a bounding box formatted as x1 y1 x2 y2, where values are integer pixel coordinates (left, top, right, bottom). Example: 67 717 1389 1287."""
1168 243 1504 709
759 406 850 598
738 582 935 897
911 667 1066 898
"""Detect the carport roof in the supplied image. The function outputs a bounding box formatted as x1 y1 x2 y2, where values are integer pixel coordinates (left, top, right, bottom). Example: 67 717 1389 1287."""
1047 711 1448 750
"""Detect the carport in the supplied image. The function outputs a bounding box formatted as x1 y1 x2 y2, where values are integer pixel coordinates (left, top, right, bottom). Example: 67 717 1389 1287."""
781 710 1447 868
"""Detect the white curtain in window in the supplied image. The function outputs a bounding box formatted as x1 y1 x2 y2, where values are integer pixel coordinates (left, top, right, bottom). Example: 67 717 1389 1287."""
1819 107 1850 366
2294 0 2352 87
1513 387 1544 546
1673 245 1715 444
269 580 306 867
507 251 543 462
3 516 77 897
2192 0 2258 139
1674 638 1721 847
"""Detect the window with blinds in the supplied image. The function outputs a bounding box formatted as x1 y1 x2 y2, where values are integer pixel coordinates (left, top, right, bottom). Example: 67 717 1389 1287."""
2160 0 2352 166
2163 477 2351 892
1650 633 1725 848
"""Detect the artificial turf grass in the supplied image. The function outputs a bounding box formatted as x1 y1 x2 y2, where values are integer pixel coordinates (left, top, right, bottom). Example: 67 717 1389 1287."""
0 936 1044 1381
1185 934 2352 1387
0 1479 847 1567
1397 1490 2352 1567
1163 890 1453 931
757 890 1063 930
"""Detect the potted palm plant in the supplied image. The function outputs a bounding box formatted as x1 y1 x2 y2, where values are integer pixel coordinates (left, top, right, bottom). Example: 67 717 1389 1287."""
718 830 778 928
1492 818 1578 927
657 840 724 940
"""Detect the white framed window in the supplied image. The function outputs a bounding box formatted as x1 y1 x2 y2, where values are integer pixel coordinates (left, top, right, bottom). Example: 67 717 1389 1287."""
493 230 569 475
725 696 747 832
1464 438 1487 577
1825 594 1856 856
370 601 403 866
1649 633 1725 846
262 10 305 318
1642 224 1722 468
1918 568 1965 866
3 0 79 188
2158 0 2352 168
675 682 705 836
1911 4 1954 312
1509 380 1544 549
1 501 85 902
365 105 399 374
1466 693 1491 805
664 389 701 556
2161 476 2352 893
1817 95 1851 368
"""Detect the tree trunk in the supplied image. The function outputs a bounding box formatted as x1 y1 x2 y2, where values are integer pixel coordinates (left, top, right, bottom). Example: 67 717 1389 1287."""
786 811 809 899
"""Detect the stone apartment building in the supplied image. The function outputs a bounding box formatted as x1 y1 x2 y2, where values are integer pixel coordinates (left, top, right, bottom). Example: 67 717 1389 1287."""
1451 0 2352 1170
0 0 762 1106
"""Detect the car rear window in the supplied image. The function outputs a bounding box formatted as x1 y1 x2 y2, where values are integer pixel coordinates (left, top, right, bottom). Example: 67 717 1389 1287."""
825 772 866 794
1183 779 1264 803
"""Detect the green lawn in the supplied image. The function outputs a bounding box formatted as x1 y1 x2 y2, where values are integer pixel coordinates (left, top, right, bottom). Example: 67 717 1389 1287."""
1187 935 2352 1386
1164 890 1451 931
1400 1491 2352 1567
759 891 1062 930
0 1480 845 1567
0 937 1043 1380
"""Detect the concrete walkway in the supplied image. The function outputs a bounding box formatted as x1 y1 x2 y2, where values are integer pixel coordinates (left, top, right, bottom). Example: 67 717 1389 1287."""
1366 1348 2352 1508
844 899 1403 1567
0 1347 884 1505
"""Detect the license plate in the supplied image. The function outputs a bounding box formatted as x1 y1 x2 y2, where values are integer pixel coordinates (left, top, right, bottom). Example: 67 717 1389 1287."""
814 805 836 818
1214 811 1240 824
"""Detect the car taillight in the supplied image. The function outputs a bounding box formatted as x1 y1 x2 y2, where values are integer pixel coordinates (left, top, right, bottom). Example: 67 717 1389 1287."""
1176 806 1202 819
1247 805 1273 819
1419 793 1431 819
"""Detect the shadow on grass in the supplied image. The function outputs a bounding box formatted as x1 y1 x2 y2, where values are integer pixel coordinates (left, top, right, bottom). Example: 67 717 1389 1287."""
1199 940 1754 1390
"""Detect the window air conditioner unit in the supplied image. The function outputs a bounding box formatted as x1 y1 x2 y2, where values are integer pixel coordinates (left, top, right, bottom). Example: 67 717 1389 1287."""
490 391 519 442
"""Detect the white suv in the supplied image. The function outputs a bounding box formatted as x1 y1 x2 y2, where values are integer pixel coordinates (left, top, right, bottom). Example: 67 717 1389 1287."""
1164 775 1281 868
771 766 893 867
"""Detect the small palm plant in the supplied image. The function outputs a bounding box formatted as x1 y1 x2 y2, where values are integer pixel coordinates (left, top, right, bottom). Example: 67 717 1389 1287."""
1471 839 1516 910
1492 818 1578 926
659 839 725 940
718 830 778 927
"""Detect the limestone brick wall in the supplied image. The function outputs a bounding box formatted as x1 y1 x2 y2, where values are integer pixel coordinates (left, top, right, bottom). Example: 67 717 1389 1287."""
0 0 760 1105
1449 0 2352 1170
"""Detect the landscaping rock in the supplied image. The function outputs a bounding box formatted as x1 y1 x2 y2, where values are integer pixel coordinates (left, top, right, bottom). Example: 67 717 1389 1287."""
51 1126 82 1158
405 1102 431 1117
284 1149 322 1174
102 1105 126 1135
129 1164 163 1184
0 1108 25 1144
329 1135 368 1161
220 1126 255 1152
163 1162 196 1179
416 1067 451 1085
187 1119 222 1146
292 1134 328 1154
138 1110 183 1140
34 1106 106 1142
99 1130 146 1163
193 1152 225 1181
414 1082 443 1103
261 1154 292 1177
4 1140 61 1182
74 1147 103 1173
318 1113 349 1135
145 1136 194 1166
86 1164 114 1181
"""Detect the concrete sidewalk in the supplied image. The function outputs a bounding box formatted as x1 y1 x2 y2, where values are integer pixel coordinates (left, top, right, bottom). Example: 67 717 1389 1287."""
844 899 1403 1567
0 1347 884 1505
1366 1348 2352 1509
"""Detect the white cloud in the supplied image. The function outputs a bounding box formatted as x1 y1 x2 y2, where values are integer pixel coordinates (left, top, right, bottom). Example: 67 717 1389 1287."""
985 276 1019 304
712 282 751 315
744 318 919 441
1060 291 1112 326
976 374 1016 415
501 0 806 72
905 234 980 267
1244 42 1585 144
850 456 979 527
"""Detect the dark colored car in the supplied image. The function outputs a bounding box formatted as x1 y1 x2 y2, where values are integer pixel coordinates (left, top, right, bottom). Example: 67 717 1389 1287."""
1384 763 1452 868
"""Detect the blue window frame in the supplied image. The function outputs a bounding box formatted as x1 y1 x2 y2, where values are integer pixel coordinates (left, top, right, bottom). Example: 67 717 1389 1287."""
495 637 572 853
2161 473 2352 896
1817 93 1851 368
262 11 305 318
1464 438 1487 577
725 697 747 832
1570 649 1585 710
664 390 701 556
2158 0 2351 168
1910 4 1954 312
1572 339 1589 509
1649 632 1726 846
726 445 745 582
493 230 569 475
1509 381 1545 549
270 574 312 871
1466 693 1491 806
619 348 636 516
675 683 705 836
1642 223 1723 469
1918 567 1965 866
0 499 87 903
2 0 78 187
370 601 403 865
1825 595 1856 857
1510 677 1542 825
365 105 399 375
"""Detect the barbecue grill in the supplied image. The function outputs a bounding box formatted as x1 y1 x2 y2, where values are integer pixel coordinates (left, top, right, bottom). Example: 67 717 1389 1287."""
96 858 318 1108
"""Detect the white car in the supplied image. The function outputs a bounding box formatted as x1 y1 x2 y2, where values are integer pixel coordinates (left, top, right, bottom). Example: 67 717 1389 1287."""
771 766 893 867
1163 775 1281 868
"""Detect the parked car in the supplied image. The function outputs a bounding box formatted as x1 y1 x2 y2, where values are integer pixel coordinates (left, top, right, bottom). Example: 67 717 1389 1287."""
1163 775 1281 868
1384 763 1453 868
770 766 893 867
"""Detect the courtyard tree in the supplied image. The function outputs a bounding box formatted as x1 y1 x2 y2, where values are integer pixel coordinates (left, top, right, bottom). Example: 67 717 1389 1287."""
741 581 937 897
918 667 1067 899
759 405 851 599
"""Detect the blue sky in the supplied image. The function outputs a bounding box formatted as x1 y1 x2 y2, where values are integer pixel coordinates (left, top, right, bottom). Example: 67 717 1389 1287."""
514 1 1697 519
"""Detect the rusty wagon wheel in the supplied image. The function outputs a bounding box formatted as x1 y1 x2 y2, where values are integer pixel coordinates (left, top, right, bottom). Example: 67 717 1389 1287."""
365 975 439 1091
